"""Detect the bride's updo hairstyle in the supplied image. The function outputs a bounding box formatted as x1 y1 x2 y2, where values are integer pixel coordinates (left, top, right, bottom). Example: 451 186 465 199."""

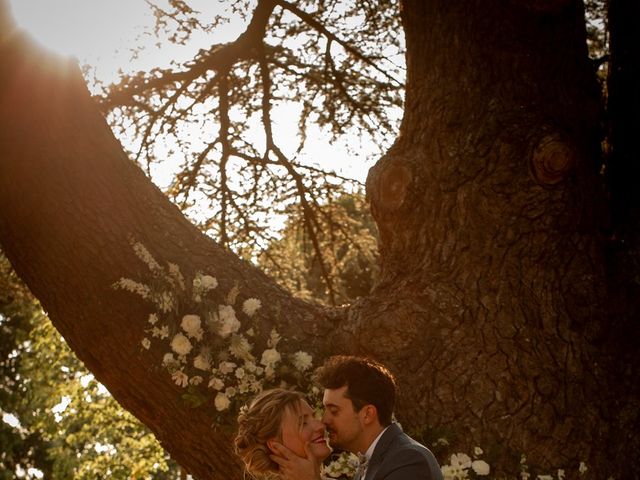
234 388 305 479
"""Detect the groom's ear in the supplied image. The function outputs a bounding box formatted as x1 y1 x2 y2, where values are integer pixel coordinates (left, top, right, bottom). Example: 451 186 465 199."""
362 405 378 425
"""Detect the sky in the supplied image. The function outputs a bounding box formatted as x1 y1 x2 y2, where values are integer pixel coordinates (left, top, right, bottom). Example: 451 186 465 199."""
7 0 384 187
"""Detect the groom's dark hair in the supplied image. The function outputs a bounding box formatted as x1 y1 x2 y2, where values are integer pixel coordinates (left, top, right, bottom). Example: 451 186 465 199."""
315 355 396 426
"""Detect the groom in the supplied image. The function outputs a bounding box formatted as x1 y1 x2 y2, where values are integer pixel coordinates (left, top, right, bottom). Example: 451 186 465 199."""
271 355 442 480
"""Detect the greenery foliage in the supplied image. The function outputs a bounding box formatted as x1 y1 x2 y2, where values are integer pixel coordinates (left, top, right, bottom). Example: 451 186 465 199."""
0 255 179 479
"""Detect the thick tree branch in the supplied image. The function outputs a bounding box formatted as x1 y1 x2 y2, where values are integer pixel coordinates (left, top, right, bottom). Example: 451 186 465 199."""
99 0 277 112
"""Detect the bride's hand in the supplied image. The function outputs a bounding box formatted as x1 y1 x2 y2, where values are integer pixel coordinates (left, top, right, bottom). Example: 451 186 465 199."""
269 441 320 480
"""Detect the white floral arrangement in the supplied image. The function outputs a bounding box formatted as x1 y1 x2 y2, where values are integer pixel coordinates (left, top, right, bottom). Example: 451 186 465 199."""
438 447 590 480
323 451 358 479
440 448 490 479
114 241 316 417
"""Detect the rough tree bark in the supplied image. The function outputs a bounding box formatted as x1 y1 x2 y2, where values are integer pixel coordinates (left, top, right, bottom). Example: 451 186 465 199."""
0 0 631 478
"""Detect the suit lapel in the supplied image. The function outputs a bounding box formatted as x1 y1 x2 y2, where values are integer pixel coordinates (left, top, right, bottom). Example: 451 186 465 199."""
362 424 402 480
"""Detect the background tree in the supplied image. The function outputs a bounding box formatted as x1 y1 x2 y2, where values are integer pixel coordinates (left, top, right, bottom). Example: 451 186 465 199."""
0 1 638 480
259 191 379 305
0 254 181 479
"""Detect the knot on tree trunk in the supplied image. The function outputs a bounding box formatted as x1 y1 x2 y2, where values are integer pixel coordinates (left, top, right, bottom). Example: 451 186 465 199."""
367 160 413 214
531 134 575 186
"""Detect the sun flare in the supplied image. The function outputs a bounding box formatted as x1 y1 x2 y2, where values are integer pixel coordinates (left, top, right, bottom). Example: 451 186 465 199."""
8 0 151 60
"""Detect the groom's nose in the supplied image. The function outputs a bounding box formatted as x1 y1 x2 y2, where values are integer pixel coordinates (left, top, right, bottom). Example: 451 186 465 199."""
321 410 330 425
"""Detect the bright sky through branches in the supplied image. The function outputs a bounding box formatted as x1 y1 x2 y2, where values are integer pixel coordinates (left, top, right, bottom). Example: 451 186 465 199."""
8 0 385 189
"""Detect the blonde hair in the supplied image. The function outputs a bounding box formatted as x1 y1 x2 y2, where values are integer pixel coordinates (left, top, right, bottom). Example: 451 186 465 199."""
234 389 305 479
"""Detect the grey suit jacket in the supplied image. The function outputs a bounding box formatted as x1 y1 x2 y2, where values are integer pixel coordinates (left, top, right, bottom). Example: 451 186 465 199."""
358 423 443 480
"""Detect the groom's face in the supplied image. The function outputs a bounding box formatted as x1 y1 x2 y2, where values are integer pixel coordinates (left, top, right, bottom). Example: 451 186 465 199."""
322 386 366 453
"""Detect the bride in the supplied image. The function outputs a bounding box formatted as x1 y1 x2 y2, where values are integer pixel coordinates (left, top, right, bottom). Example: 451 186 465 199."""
235 388 331 479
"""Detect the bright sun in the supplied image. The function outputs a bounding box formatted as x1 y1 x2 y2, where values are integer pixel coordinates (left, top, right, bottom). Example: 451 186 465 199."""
8 0 151 59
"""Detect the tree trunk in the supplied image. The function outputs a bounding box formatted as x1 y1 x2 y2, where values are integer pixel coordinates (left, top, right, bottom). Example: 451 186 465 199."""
0 1 632 478
363 0 614 475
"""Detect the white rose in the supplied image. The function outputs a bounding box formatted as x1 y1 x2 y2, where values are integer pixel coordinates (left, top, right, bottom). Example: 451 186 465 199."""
181 314 201 334
260 348 281 367
215 392 231 411
170 333 193 356
201 275 218 290
471 460 490 476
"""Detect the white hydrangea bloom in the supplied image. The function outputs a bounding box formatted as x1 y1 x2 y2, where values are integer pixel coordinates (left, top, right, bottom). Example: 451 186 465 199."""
141 338 151 350
170 333 193 356
148 313 158 325
189 375 203 386
471 460 490 476
292 351 313 372
214 392 231 411
225 386 237 398
181 314 203 340
242 298 261 317
172 370 189 387
260 348 281 367
218 305 241 338
474 446 483 457
235 368 245 379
